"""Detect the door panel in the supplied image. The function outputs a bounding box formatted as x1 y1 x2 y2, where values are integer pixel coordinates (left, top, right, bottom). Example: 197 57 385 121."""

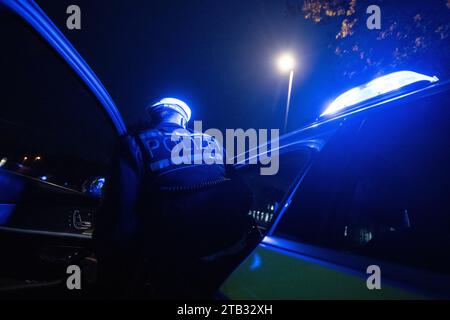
0 4 117 284
220 243 425 299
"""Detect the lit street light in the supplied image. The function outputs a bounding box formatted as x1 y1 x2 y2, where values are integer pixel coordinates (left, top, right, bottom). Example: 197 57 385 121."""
277 53 296 133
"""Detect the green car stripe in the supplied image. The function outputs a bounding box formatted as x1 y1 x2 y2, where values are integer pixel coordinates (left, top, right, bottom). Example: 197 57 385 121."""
220 245 425 300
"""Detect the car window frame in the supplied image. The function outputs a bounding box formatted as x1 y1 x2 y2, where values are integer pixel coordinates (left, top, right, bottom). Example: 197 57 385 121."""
233 136 325 235
1 0 126 136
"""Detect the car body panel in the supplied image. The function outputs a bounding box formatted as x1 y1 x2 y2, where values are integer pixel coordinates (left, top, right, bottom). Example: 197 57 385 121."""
220 243 424 300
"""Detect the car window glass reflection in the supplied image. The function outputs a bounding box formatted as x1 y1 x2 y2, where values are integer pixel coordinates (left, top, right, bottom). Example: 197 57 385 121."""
0 10 115 194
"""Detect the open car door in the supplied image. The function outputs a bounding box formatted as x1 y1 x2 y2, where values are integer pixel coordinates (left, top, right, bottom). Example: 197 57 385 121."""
0 0 126 295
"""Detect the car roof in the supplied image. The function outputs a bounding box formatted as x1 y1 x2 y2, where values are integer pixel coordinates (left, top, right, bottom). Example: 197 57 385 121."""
285 78 450 139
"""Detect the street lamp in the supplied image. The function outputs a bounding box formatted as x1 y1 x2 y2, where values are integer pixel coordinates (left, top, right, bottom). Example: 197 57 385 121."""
277 53 295 133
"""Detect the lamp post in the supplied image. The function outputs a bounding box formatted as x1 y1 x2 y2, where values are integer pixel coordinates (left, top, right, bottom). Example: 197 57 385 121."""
277 53 295 133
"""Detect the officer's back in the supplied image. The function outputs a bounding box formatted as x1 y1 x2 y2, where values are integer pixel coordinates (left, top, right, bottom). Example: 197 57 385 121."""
95 98 257 298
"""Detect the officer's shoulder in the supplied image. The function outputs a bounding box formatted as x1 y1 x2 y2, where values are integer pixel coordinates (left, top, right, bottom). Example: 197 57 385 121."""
189 130 216 141
137 127 217 141
137 128 163 140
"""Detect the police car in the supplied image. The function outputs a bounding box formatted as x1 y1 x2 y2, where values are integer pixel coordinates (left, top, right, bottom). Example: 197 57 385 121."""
220 72 450 299
0 0 122 292
0 0 449 299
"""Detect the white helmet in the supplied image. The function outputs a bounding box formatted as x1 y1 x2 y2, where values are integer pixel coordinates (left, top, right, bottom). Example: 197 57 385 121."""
147 98 192 123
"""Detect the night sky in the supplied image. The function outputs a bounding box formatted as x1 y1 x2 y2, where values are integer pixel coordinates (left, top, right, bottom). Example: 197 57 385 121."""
2 0 448 166
35 0 337 133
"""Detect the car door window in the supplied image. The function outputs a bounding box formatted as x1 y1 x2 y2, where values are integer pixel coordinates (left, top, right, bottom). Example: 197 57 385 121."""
0 8 116 193
237 147 313 234
274 91 450 274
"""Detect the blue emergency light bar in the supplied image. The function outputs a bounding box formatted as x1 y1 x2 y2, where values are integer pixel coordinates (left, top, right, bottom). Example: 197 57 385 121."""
321 71 439 117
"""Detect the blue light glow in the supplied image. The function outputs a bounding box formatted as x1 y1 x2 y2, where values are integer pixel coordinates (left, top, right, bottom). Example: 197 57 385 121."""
88 177 106 197
0 204 15 225
321 71 439 117
152 98 192 122
250 253 262 270
40 175 48 181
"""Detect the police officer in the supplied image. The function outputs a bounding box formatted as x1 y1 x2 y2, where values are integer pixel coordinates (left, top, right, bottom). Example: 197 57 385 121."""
95 98 258 298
